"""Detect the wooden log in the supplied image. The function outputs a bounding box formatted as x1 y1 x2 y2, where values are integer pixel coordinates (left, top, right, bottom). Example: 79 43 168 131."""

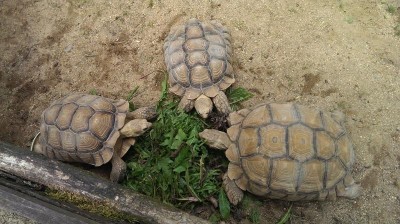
0 142 209 224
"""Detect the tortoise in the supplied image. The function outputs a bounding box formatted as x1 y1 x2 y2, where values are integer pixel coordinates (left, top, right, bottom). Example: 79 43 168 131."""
199 103 361 204
163 18 235 118
32 93 156 182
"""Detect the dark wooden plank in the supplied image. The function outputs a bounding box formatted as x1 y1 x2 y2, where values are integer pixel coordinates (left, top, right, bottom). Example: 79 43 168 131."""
0 184 98 224
0 142 209 224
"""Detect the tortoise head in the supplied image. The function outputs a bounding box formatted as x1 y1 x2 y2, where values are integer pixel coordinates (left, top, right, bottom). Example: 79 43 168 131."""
199 129 232 150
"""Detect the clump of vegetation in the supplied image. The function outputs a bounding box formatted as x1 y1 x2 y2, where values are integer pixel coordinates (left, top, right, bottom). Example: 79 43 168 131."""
241 195 262 223
124 77 253 216
226 87 254 110
277 205 292 224
386 4 396 14
394 24 400 36
124 79 219 208
126 86 139 111
88 88 98 95
46 189 137 223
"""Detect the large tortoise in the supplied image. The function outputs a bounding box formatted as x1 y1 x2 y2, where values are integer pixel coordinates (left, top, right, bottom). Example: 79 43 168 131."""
163 18 235 118
32 93 156 182
199 103 361 204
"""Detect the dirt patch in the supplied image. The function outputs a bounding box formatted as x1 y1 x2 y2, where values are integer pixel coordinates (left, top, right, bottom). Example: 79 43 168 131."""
302 73 321 95
1 0 399 223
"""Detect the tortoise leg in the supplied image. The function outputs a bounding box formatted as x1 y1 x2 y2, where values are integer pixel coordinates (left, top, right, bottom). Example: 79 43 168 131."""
212 91 231 115
110 140 127 183
178 94 195 112
330 110 345 124
338 175 362 199
223 173 243 205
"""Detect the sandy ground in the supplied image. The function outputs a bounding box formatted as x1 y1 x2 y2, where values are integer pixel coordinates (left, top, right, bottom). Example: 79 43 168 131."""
1 0 399 223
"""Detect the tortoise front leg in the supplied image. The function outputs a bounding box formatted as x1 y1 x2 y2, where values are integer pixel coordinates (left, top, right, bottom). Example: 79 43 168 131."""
110 139 127 183
212 91 231 115
223 173 243 205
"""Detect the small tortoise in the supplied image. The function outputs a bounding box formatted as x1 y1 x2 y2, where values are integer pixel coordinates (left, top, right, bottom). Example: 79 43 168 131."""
199 103 361 204
32 93 156 182
163 18 235 118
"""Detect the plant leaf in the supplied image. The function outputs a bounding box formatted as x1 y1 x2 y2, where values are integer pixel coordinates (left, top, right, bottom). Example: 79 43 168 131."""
277 205 292 224
173 165 186 173
226 87 253 105
218 188 230 220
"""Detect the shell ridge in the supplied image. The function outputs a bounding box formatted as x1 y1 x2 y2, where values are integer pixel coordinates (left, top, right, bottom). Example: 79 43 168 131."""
256 127 262 154
54 148 66 161
322 160 328 189
284 126 289 156
295 162 304 192
266 158 273 188
88 111 115 141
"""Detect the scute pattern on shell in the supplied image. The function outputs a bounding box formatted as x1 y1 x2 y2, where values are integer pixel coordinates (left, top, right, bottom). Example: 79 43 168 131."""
39 94 129 166
226 103 355 201
164 18 235 100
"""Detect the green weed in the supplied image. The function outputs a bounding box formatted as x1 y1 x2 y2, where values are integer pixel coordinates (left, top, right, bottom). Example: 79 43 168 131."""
240 195 262 223
88 88 98 95
148 0 154 8
46 189 137 223
123 77 253 214
218 188 230 220
276 205 292 224
386 4 396 14
226 87 254 110
124 78 220 208
394 24 400 36
249 209 261 224
345 16 354 24
126 86 139 111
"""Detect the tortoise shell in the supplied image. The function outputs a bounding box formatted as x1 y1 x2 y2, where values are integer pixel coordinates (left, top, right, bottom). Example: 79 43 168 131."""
163 18 235 100
38 94 129 166
225 103 356 201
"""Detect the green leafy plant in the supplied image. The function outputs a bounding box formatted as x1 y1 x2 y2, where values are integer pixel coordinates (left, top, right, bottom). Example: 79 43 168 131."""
386 4 396 14
126 86 139 111
395 24 400 36
226 87 254 110
249 209 261 224
218 188 230 220
276 205 292 224
123 76 254 216
124 78 220 208
88 88 98 95
240 195 262 223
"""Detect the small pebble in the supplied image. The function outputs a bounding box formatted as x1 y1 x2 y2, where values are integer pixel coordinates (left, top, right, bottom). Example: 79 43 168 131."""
395 178 400 189
64 44 73 52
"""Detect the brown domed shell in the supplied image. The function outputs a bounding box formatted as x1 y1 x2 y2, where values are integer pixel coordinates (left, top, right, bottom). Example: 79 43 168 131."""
226 103 355 201
38 94 129 166
164 18 235 100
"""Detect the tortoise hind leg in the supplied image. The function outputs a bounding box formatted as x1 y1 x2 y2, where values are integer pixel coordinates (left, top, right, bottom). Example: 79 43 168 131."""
330 110 345 124
342 184 362 199
336 175 362 199
223 173 243 205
